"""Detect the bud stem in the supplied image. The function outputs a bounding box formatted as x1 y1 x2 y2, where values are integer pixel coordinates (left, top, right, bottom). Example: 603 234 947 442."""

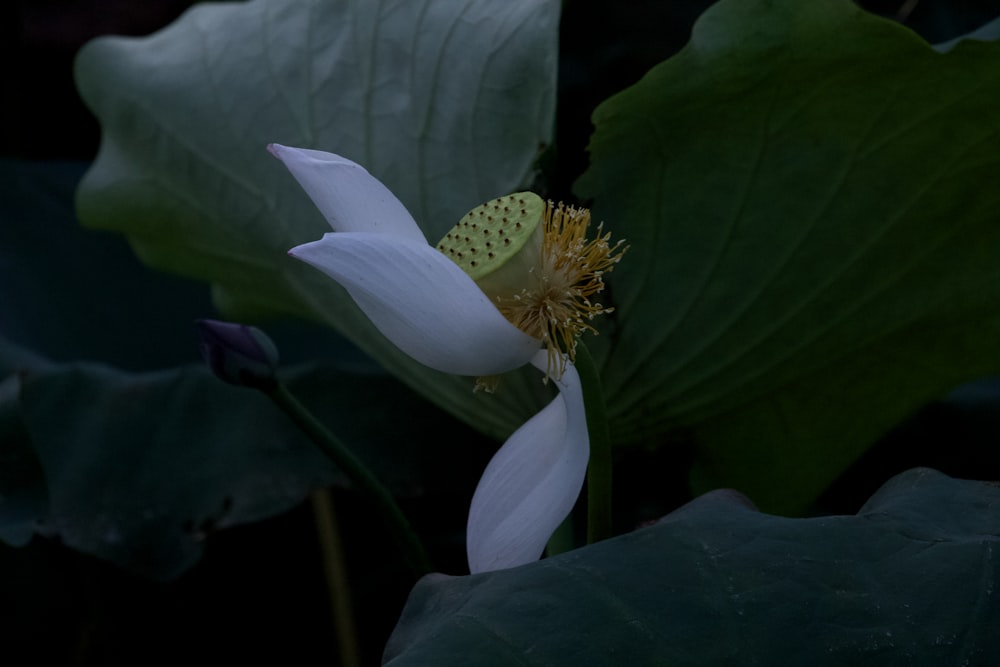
264 381 432 576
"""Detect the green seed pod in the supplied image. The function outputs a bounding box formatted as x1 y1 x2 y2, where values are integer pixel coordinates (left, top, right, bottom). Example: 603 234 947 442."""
436 192 545 281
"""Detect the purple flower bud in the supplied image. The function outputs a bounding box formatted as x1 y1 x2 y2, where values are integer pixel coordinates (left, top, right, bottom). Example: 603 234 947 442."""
196 319 279 389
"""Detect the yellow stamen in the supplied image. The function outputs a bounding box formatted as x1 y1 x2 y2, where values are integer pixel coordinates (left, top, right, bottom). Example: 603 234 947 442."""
439 193 627 385
491 200 627 379
474 374 501 393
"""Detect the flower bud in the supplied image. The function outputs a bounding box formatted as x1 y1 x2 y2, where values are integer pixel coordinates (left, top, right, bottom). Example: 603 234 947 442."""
196 319 279 389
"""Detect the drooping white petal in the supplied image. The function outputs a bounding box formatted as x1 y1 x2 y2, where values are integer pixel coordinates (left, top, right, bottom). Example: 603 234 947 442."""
466 351 589 573
290 232 540 376
268 144 427 243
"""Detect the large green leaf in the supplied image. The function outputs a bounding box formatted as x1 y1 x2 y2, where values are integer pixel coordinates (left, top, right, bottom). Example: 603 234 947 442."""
576 0 1000 511
384 468 1000 665
5 358 493 579
74 0 559 437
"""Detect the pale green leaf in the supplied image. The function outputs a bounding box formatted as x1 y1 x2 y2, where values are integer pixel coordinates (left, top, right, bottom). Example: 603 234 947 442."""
75 0 559 437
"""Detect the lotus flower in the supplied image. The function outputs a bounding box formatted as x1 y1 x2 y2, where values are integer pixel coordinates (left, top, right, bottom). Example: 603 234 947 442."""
269 144 623 572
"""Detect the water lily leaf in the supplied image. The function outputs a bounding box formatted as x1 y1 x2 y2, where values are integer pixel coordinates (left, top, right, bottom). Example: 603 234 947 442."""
576 0 1000 511
384 468 1000 665
8 359 491 579
74 0 559 437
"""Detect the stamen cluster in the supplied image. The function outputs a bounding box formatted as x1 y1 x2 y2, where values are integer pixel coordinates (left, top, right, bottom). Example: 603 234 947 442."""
493 201 627 379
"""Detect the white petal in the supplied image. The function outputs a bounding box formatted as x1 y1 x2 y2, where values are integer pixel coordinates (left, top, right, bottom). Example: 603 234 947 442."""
466 352 589 573
290 233 540 376
268 143 426 243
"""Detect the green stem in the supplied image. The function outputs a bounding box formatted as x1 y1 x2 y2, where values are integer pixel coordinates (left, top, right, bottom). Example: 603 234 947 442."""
310 489 361 667
265 381 432 576
575 342 613 544
545 513 576 557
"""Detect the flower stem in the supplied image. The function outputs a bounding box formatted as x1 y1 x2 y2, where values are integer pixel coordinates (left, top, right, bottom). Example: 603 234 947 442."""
574 342 613 544
545 514 576 557
310 489 361 667
265 381 432 576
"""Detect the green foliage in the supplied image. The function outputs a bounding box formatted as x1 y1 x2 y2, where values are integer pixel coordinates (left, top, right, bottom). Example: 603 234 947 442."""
577 0 1000 511
384 469 1000 665
73 0 560 438
0 357 492 579
0 154 493 580
72 0 1000 514
3 158 488 578
4 0 998 659
46 0 1000 607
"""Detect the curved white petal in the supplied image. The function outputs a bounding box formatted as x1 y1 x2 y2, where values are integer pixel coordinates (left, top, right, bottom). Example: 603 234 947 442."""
268 144 426 243
466 352 589 573
290 233 540 376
